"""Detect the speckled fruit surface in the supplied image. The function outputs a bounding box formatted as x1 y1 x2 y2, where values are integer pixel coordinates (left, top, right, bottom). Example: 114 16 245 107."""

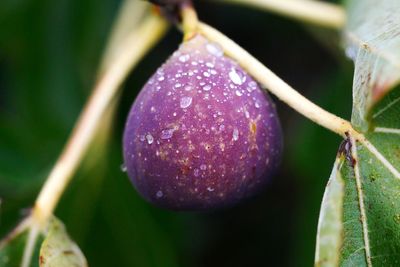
123 34 282 211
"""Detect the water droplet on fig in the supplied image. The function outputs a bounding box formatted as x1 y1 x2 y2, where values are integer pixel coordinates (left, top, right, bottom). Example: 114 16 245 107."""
179 54 190 62
180 96 192 109
206 42 223 57
232 128 239 141
120 164 127 172
161 128 175 139
206 62 214 68
203 85 212 91
146 134 154 144
203 71 211 77
229 68 246 85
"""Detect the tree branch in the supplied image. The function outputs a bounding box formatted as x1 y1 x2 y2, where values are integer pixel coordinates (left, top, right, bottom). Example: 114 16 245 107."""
32 14 168 227
198 22 352 137
214 0 345 29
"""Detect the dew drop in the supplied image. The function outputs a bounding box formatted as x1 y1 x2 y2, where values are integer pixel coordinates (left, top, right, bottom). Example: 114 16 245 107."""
140 135 145 142
206 62 214 68
185 85 193 91
235 90 243 96
203 72 210 77
161 128 175 139
175 83 182 88
194 169 200 177
232 128 239 141
206 42 224 57
146 134 154 144
203 85 212 91
255 101 261 108
157 76 165 81
200 164 207 170
156 190 163 198
207 187 215 192
229 68 246 85
180 96 193 108
247 81 257 92
179 54 190 62
120 163 127 172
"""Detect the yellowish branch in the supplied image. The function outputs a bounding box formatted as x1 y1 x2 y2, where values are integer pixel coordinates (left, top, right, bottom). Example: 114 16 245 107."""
198 22 352 137
215 0 345 29
181 2 199 40
32 14 168 227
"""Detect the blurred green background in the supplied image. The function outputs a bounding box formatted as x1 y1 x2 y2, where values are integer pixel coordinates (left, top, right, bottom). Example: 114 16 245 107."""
0 0 353 266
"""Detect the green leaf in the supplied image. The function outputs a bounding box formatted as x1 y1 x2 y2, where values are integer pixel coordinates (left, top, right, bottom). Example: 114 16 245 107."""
0 220 42 267
316 102 400 266
344 0 400 131
0 217 87 267
39 217 87 267
316 0 400 266
315 157 344 267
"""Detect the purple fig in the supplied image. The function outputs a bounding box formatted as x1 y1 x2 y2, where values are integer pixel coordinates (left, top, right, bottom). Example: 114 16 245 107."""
123 34 282 211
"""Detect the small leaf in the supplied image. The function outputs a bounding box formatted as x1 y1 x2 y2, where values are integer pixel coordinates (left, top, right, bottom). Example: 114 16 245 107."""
315 157 344 267
344 0 400 131
0 219 42 267
39 217 87 267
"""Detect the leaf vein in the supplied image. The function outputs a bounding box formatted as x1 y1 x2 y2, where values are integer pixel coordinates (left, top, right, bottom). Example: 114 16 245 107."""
359 137 400 180
350 136 372 267
372 95 400 118
374 127 400 135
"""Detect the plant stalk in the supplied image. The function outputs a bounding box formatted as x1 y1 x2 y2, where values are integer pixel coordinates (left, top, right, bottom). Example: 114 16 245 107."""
32 14 168 227
215 0 346 29
198 22 352 137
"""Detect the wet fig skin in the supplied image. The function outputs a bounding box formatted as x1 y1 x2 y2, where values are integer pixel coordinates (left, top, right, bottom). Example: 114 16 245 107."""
123 34 282 211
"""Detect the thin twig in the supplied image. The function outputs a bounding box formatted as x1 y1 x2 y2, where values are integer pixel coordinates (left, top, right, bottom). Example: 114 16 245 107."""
198 22 352 137
214 0 345 29
21 222 39 267
32 14 168 227
181 1 199 40
100 0 150 73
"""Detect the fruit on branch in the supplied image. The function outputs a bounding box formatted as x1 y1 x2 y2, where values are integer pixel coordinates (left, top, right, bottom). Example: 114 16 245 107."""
123 34 282 211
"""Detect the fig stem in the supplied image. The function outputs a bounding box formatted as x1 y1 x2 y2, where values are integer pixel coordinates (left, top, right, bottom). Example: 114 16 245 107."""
181 1 199 40
31 13 168 227
214 0 346 29
198 22 353 137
